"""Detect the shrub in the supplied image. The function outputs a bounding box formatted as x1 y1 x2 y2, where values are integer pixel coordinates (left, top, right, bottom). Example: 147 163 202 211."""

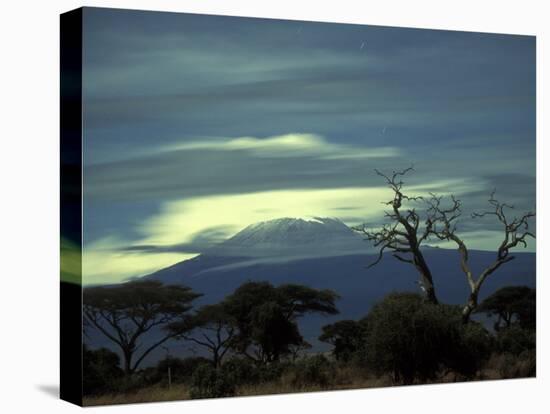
221 357 259 386
189 364 236 399
496 325 535 356
156 356 211 384
319 320 363 363
476 286 535 331
290 355 335 388
441 311 492 379
256 362 288 383
490 350 536 379
361 292 491 384
83 346 123 395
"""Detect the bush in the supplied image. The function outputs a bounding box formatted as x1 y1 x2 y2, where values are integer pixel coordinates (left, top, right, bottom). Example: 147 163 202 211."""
489 350 536 379
496 326 535 356
155 356 211 385
256 361 289 383
290 355 335 388
221 357 259 386
189 364 236 399
361 292 491 384
443 315 492 379
83 346 123 395
319 320 363 363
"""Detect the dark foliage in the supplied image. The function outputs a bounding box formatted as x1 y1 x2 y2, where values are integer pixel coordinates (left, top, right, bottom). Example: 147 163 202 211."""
83 280 201 374
319 320 363 362
443 317 493 379
290 355 336 388
476 286 536 331
142 356 212 386
361 292 491 384
189 363 236 399
83 345 123 395
220 357 259 386
167 303 236 368
495 325 536 356
224 281 339 364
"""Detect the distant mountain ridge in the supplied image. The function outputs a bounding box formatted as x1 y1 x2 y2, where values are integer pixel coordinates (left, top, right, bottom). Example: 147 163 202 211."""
203 217 374 259
145 216 535 310
133 217 536 363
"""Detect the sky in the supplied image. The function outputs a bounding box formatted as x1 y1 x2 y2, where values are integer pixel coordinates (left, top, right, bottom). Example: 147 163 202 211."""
79 7 536 285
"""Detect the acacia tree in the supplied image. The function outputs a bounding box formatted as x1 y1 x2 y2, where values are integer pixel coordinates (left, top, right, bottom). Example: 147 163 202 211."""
356 168 535 321
475 286 535 331
167 303 236 368
224 281 339 364
83 280 201 375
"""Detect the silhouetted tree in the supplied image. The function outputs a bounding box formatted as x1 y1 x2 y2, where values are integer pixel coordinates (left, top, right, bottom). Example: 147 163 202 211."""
362 292 490 384
83 345 123 395
168 303 236 368
319 320 363 362
476 286 536 331
224 281 339 364
426 191 535 322
355 167 535 320
353 167 439 304
83 280 201 375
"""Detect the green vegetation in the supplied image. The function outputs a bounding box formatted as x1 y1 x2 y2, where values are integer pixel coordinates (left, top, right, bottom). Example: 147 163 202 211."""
82 279 536 405
361 293 491 383
80 169 536 405
476 286 536 331
83 280 202 375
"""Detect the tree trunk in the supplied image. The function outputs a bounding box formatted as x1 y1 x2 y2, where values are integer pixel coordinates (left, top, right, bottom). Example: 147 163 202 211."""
123 349 134 375
213 351 220 369
461 291 478 324
414 251 439 304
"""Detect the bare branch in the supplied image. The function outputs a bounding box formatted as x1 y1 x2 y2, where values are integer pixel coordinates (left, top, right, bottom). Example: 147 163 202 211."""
354 167 438 303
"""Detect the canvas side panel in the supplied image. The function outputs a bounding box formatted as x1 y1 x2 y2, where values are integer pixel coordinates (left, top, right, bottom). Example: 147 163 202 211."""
60 7 83 407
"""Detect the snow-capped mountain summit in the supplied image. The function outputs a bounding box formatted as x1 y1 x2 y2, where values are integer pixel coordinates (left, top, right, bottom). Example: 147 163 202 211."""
206 217 372 259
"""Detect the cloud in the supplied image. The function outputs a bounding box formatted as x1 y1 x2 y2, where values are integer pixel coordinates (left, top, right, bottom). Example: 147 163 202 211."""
82 178 489 284
136 187 390 247
163 133 401 160
82 236 194 285
84 132 404 202
123 225 233 254
79 10 536 285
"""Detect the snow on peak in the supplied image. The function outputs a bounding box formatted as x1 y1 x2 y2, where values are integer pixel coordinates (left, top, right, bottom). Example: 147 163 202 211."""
206 217 373 258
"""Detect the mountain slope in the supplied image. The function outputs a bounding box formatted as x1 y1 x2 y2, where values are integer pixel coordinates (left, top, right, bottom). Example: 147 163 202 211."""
203 217 374 258
88 217 533 365
145 217 536 350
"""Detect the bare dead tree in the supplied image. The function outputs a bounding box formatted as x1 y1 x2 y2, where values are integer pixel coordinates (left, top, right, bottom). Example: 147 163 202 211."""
353 167 439 304
427 190 535 322
355 168 535 319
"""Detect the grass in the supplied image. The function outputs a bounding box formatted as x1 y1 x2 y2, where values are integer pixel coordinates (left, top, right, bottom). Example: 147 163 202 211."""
83 368 391 406
84 384 190 406
82 360 535 406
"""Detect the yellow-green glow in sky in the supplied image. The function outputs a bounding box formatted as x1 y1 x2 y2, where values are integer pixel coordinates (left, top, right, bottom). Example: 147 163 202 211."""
81 177 522 285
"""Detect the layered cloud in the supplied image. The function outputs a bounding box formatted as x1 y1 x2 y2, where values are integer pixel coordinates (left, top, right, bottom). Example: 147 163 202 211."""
82 177 504 284
82 236 195 285
83 132 405 205
163 133 400 160
79 9 536 284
